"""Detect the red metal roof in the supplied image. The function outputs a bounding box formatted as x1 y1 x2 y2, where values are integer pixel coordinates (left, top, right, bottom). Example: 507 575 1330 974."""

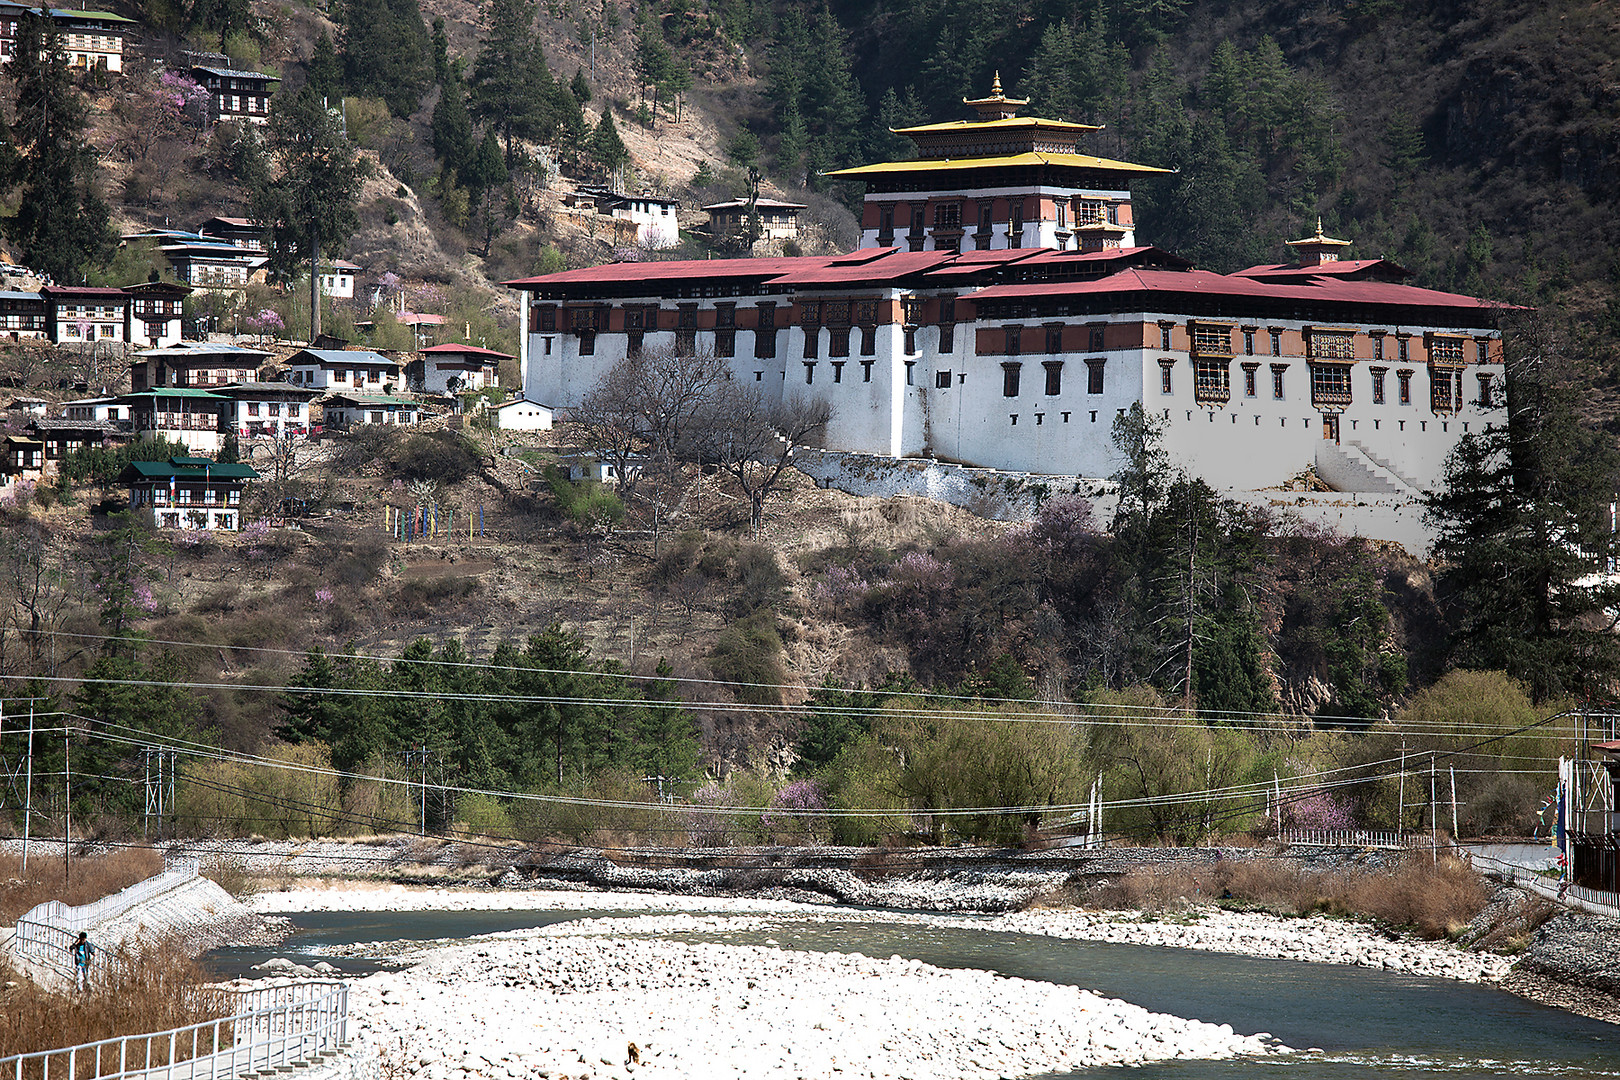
421 342 514 360
772 250 958 285
969 267 1505 310
1592 739 1620 756
505 256 817 288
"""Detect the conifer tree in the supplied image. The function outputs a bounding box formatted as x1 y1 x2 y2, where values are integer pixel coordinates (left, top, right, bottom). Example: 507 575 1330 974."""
305 32 342 100
1425 311 1620 700
431 73 477 174
339 0 432 117
3 13 113 284
590 109 629 177
570 66 591 104
470 0 551 165
251 86 365 342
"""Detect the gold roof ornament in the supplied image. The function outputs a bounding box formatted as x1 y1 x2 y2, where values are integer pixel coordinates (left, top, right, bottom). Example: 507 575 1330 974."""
1285 216 1352 265
963 70 1028 121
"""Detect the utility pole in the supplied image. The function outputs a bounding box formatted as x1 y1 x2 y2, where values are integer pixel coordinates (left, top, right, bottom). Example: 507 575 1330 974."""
1397 742 1407 835
22 702 33 874
63 728 71 886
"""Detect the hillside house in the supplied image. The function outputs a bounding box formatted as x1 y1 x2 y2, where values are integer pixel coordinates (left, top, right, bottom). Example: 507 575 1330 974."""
0 4 134 71
317 260 361 299
131 341 269 390
124 279 192 348
410 343 508 394
43 286 128 347
570 187 681 249
61 396 123 422
212 381 321 440
703 199 806 243
285 348 400 391
120 388 226 454
31 416 130 473
1 433 43 484
321 393 423 429
6 396 47 416
120 456 256 531
197 217 264 251
491 397 553 431
190 66 278 125
125 230 262 291
0 290 45 340
511 78 1508 501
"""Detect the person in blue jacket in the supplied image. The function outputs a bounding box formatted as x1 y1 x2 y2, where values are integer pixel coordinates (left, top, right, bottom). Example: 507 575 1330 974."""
70 931 93 991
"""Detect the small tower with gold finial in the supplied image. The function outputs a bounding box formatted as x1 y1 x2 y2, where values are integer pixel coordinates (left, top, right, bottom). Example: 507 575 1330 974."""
962 71 1028 122
1286 217 1352 267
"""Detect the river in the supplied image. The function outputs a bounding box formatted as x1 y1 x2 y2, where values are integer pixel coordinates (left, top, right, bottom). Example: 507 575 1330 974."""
204 907 1617 1078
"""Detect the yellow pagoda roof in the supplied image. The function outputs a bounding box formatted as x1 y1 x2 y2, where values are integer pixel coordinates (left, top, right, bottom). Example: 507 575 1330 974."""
892 115 1102 136
1286 217 1351 249
824 151 1173 179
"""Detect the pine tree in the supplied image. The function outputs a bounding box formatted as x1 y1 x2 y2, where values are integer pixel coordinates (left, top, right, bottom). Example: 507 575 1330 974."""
570 66 591 104
471 0 550 165
186 0 249 37
305 32 342 100
251 86 365 342
590 109 629 177
430 16 450 85
1424 311 1620 700
3 13 113 284
431 73 476 174
340 0 432 117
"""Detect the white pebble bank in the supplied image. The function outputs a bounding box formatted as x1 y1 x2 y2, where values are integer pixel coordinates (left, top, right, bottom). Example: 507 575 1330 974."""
351 932 1279 1080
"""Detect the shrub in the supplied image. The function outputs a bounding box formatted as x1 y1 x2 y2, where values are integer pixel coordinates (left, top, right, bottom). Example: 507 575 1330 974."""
709 612 785 704
395 432 481 485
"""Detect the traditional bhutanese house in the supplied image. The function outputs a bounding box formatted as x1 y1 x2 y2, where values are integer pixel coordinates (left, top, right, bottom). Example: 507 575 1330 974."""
61 395 125 422
410 343 508 394
123 279 192 348
6 396 47 416
190 65 279 125
0 289 46 341
285 348 401 391
119 456 256 531
50 6 132 71
120 388 226 454
131 341 270 390
1 432 44 483
159 237 262 291
321 393 423 429
317 260 362 299
212 381 321 440
703 199 806 243
491 396 553 431
509 77 1510 501
42 285 128 346
30 415 131 473
571 187 681 249
197 216 264 251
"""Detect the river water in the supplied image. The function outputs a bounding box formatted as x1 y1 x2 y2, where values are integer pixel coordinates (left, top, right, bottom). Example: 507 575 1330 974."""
203 908 1617 1079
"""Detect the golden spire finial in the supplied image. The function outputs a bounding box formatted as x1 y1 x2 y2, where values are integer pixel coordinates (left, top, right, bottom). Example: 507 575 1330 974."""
1315 215 1325 238
991 71 1003 96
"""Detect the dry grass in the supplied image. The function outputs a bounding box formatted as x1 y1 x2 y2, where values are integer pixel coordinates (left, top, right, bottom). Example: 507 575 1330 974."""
198 857 261 901
1088 854 1491 939
0 938 231 1064
0 848 164 925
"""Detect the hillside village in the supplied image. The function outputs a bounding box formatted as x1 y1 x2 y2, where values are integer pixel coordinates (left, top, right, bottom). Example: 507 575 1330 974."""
0 0 1609 896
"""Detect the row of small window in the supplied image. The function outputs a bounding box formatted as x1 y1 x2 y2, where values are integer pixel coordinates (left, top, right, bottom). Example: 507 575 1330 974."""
1003 325 1105 355
1167 324 1487 364
1170 360 1497 408
241 402 302 418
158 513 235 530
147 489 242 506
1001 360 1098 397
289 369 391 384
62 323 120 340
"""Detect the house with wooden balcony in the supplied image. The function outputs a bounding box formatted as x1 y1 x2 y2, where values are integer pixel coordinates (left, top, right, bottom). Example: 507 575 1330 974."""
131 341 270 391
703 199 805 244
124 279 192 348
191 65 278 125
0 289 46 341
409 343 508 395
285 348 400 392
212 382 322 440
43 285 128 347
120 388 226 455
119 456 257 531
320 393 424 429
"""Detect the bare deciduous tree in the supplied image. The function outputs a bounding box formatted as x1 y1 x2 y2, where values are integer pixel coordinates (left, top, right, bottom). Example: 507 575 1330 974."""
686 385 831 530
574 345 730 551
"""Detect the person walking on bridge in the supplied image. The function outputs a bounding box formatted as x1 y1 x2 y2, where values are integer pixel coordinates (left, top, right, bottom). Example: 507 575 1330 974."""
70 931 94 991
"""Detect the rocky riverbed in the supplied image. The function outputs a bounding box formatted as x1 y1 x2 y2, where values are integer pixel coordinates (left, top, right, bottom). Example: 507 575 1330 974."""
319 922 1281 1080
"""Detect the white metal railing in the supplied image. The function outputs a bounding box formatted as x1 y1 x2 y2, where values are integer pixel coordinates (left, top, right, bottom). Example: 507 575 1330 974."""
1465 851 1620 918
1279 829 1417 849
0 981 348 1080
13 863 200 971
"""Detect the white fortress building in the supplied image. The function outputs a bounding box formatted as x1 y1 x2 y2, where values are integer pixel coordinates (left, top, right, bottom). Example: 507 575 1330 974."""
507 79 1506 497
